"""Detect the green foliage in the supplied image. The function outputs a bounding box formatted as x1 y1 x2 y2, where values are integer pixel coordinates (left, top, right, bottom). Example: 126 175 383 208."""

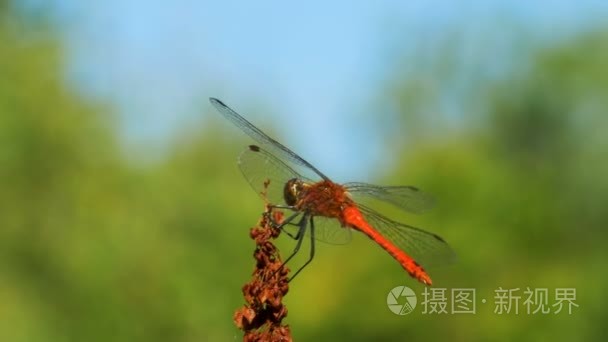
1 10 606 342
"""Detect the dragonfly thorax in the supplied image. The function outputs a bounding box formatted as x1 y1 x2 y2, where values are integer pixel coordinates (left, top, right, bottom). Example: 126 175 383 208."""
283 178 351 219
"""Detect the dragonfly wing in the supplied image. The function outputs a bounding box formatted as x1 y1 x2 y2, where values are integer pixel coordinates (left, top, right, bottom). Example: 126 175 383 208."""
356 204 455 269
282 215 352 245
210 98 329 180
311 216 352 245
345 182 435 214
238 145 311 205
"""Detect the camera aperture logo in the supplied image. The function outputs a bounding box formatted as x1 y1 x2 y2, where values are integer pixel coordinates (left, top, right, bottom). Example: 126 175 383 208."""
387 286 417 315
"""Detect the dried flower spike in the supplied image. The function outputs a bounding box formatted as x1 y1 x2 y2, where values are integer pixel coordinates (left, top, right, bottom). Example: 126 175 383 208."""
233 205 292 342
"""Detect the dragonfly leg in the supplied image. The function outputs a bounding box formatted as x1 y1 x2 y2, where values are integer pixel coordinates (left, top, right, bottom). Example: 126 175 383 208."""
268 204 297 210
288 215 316 282
264 205 297 226
266 211 302 240
269 214 308 280
279 214 307 264
281 224 306 240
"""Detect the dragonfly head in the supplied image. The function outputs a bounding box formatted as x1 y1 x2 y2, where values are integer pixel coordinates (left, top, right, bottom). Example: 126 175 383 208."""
284 178 305 206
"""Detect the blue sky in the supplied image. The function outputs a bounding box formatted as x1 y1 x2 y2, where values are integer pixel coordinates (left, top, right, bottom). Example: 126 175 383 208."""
23 0 608 180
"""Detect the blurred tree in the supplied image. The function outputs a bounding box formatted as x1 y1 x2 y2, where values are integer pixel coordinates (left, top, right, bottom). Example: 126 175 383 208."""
1 5 258 341
289 25 608 342
357 27 608 342
0 5 123 342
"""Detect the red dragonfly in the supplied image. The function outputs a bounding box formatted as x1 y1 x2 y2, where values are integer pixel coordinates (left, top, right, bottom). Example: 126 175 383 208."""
210 98 454 285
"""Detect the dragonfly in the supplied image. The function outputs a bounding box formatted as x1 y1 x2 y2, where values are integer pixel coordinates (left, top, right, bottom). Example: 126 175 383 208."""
210 97 454 285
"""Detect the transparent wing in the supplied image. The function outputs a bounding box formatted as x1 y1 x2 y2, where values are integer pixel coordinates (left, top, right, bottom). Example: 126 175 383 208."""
345 182 435 215
238 145 310 205
282 215 352 245
312 216 352 245
357 204 455 269
210 98 329 180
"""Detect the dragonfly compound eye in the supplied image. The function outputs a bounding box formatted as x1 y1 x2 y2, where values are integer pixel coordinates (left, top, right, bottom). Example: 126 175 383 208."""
283 178 304 206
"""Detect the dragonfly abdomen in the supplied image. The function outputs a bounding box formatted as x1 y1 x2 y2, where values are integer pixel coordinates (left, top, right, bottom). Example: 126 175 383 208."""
342 206 433 286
